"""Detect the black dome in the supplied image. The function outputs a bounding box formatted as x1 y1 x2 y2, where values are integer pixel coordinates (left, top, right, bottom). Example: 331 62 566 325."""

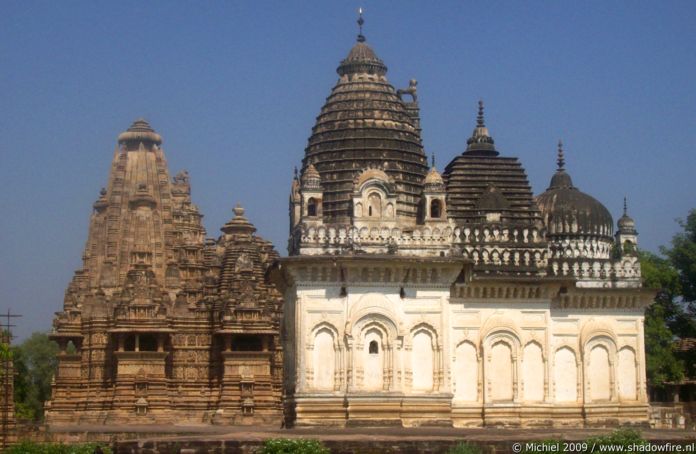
536 143 613 239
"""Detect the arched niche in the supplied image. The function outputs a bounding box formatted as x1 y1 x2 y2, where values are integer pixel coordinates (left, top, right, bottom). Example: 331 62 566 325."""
454 341 478 402
618 347 637 401
584 334 617 403
362 326 385 390
522 341 544 402
308 322 341 392
367 192 382 217
554 346 578 402
411 328 435 392
483 330 520 403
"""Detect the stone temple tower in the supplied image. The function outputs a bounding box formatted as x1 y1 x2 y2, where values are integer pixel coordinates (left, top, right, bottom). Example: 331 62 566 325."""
48 120 284 425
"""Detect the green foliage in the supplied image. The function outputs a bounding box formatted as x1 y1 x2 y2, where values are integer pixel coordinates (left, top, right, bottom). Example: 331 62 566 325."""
260 438 330 454
12 332 59 422
6 441 111 454
666 210 696 305
586 428 648 449
644 303 685 386
641 251 686 386
448 442 483 454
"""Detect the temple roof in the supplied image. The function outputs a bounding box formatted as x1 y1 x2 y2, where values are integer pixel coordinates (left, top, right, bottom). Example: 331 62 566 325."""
301 32 427 223
444 103 541 226
536 142 614 239
117 118 162 146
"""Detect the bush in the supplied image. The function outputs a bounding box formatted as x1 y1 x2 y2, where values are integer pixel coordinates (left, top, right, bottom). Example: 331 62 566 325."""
448 442 483 454
260 438 330 454
6 441 112 454
587 428 648 450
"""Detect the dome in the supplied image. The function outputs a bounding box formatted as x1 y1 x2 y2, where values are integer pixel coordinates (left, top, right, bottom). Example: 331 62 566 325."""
424 165 445 191
465 101 497 156
117 118 162 146
536 142 613 239
301 31 427 222
337 42 387 76
301 163 321 189
617 197 637 233
443 102 541 226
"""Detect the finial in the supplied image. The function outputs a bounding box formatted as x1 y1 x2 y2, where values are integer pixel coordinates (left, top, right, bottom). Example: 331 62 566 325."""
294 166 298 178
431 153 435 168
100 187 107 197
233 203 245 217
557 140 565 171
623 196 628 216
357 7 365 42
477 100 485 127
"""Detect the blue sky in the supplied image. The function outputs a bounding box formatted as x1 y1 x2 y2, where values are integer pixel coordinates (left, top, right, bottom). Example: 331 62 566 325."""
1 1 695 340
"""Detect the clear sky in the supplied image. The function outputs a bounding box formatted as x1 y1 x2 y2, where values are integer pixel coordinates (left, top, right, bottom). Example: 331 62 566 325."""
1 1 695 341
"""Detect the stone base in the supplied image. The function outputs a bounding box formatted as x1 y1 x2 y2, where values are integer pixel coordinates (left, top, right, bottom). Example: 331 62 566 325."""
292 395 347 427
346 394 404 427
483 404 522 427
452 404 484 427
400 395 453 427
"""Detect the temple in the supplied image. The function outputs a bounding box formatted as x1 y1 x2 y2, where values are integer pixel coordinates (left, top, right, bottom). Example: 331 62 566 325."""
272 15 654 428
48 15 654 429
47 120 283 425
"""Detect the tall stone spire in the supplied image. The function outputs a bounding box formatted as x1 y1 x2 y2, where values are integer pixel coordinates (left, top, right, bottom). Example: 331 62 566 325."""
77 119 207 293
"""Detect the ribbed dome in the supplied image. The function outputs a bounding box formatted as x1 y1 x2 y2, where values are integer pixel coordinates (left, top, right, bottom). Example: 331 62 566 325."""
444 103 541 225
302 35 427 223
536 142 613 238
337 42 387 76
617 198 637 233
301 163 321 189
117 118 162 146
424 166 445 191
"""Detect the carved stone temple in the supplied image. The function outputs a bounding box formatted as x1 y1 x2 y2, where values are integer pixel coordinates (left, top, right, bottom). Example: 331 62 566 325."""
47 120 283 425
49 19 653 429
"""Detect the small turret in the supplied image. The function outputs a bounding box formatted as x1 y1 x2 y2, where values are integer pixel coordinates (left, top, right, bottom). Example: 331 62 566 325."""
616 197 638 255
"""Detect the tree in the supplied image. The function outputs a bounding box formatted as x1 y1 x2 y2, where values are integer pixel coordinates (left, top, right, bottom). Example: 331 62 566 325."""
12 333 58 422
641 208 696 386
641 251 685 386
665 210 696 325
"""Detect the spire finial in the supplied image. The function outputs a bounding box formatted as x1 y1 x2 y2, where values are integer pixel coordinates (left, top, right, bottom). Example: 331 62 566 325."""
357 7 365 42
477 100 485 127
623 196 628 216
431 153 435 168
557 140 565 171
294 166 298 178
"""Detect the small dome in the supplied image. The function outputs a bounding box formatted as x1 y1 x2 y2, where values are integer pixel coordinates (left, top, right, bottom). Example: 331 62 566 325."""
424 166 445 191
465 101 497 156
337 41 388 76
617 197 637 233
536 142 613 238
301 164 321 189
118 118 162 146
